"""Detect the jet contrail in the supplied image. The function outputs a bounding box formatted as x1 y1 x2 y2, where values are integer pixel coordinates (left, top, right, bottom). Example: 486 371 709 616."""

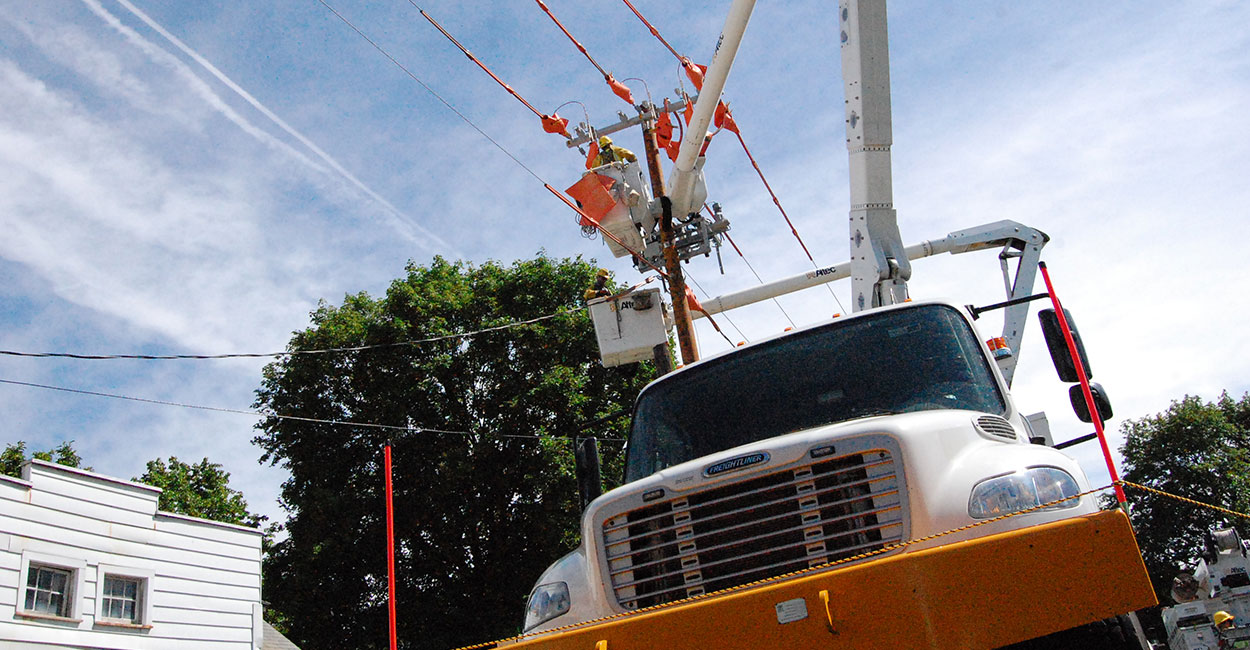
83 0 456 254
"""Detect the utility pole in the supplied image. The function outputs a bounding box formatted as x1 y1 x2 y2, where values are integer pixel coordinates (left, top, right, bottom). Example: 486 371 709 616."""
640 107 699 365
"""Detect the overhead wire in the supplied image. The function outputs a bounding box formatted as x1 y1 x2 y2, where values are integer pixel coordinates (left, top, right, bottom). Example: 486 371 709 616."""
683 271 746 345
398 0 748 312
315 0 546 185
719 108 847 314
316 0 666 275
320 0 762 346
700 205 795 327
11 4 741 366
533 0 635 106
618 0 695 79
0 378 625 443
0 309 582 361
406 1 571 137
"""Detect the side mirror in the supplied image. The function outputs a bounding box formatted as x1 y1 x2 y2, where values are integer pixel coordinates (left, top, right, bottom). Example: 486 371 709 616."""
1039 308 1092 383
573 437 603 511
1069 383 1113 423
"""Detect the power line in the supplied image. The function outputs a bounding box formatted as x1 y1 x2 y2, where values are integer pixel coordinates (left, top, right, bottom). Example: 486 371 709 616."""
0 309 579 361
684 271 747 344
533 0 635 105
708 205 796 329
723 118 846 315
0 378 625 443
407 1 571 137
319 0 744 331
316 0 547 186
726 233 796 328
318 0 668 276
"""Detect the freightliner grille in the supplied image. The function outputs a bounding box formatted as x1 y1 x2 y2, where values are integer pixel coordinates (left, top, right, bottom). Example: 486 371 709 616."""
601 447 905 610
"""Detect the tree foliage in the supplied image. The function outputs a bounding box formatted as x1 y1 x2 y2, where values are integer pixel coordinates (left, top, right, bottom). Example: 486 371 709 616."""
1 440 88 477
253 255 655 650
136 457 265 529
1117 392 1250 601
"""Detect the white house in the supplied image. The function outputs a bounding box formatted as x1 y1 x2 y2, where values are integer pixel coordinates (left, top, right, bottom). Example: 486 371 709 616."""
0 459 270 649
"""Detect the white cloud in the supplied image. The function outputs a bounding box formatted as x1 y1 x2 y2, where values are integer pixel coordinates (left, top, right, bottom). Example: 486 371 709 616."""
1 0 1248 526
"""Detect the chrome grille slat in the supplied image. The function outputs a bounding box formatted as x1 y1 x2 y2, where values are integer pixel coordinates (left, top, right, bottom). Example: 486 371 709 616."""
606 488 900 573
606 493 901 577
609 504 903 587
601 445 908 610
621 533 906 604
601 458 894 534
604 476 895 559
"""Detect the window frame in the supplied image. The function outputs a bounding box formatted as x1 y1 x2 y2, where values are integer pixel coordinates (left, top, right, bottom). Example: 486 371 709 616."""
94 565 155 629
16 551 86 623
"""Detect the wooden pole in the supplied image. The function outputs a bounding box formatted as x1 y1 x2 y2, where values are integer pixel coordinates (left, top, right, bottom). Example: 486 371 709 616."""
640 106 699 364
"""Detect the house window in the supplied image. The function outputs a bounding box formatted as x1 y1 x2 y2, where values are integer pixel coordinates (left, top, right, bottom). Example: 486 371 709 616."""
93 565 154 628
16 552 85 622
100 575 142 623
24 565 74 617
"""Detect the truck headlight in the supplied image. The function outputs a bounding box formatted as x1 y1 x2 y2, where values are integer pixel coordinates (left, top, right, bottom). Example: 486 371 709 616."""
523 582 571 631
968 467 1080 519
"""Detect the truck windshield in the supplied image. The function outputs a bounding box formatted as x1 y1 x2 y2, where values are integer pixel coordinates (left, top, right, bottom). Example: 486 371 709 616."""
626 304 1007 481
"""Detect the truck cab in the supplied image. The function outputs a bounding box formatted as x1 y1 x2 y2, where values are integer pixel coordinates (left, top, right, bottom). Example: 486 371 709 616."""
523 299 1097 632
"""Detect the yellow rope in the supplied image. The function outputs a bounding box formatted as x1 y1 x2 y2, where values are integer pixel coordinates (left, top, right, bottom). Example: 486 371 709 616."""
1117 479 1250 521
452 481 1247 650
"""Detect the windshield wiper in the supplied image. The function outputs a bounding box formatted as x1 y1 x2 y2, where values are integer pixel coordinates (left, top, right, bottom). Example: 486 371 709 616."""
847 407 906 419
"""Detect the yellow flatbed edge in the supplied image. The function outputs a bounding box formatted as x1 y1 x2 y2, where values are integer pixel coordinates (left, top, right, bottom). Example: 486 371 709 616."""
510 509 1156 650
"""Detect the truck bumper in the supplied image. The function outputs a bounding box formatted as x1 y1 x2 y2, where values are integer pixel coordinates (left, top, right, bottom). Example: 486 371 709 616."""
509 509 1157 650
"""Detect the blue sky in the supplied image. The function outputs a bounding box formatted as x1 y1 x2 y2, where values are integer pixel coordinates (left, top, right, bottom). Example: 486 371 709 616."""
2 0 1249 525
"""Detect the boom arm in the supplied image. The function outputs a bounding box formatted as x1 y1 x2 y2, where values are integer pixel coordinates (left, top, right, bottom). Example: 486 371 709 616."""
693 220 1049 384
841 0 910 311
667 0 756 218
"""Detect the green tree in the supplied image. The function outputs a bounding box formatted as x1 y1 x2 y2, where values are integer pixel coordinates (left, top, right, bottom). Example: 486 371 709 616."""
253 255 654 650
1 440 88 477
136 457 266 529
1117 392 1250 602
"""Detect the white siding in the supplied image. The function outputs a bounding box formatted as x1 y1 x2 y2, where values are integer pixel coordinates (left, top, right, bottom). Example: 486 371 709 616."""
0 461 264 650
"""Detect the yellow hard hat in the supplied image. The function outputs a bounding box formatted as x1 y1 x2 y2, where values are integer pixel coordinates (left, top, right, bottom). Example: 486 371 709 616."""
598 135 612 147
1215 611 1235 626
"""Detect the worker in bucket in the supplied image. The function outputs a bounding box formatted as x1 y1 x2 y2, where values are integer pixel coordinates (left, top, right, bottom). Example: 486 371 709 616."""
1215 610 1246 649
593 135 636 166
583 269 611 301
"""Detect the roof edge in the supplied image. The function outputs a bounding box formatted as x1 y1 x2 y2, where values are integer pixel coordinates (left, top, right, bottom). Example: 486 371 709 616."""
155 510 265 535
27 459 163 495
0 472 33 490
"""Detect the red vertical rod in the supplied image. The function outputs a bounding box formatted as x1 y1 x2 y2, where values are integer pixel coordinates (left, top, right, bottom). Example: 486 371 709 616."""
1038 262 1127 505
384 444 398 650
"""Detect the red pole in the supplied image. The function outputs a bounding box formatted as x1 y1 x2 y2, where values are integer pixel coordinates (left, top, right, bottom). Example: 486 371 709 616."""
385 444 398 650
1038 262 1127 505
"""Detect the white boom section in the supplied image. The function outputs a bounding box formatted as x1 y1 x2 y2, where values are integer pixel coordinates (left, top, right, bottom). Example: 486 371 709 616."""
667 0 756 218
840 0 911 312
694 220 1049 384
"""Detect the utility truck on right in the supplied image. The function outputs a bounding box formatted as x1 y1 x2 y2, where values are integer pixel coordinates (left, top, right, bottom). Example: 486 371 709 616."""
1164 527 1250 649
